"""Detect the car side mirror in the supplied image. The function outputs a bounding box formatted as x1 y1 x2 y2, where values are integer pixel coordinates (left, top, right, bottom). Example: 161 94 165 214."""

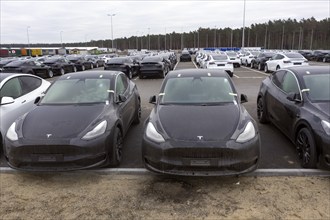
287 92 301 102
117 94 127 103
149 95 156 104
240 94 248 103
34 96 41 104
0 96 15 105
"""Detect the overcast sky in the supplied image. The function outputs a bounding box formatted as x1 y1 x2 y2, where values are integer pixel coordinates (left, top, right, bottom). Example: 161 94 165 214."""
1 0 329 44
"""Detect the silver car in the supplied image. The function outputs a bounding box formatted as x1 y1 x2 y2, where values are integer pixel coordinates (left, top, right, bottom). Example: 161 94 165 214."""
0 73 51 150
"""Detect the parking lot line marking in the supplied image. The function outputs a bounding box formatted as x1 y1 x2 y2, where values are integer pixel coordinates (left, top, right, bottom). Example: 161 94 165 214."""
173 60 179 70
233 74 240 78
192 61 198 69
241 66 270 76
237 76 266 79
1 167 329 176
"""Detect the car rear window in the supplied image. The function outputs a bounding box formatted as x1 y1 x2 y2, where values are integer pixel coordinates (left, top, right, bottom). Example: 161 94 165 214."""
160 76 235 104
286 53 304 59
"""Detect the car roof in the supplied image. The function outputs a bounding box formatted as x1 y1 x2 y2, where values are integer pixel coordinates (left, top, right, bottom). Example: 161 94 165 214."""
284 66 330 77
57 70 123 80
166 69 228 78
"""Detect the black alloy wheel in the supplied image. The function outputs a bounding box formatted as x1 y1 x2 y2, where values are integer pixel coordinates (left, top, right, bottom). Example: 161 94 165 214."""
110 127 123 166
47 70 54 78
133 100 141 124
264 64 269 73
257 97 269 123
296 128 317 168
60 68 65 75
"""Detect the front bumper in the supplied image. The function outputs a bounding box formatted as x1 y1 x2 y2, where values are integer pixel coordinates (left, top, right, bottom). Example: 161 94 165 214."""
142 135 260 176
4 134 110 171
315 130 330 170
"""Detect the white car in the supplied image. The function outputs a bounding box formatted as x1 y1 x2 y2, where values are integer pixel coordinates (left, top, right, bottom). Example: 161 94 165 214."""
241 51 260 67
0 73 51 149
265 52 309 73
205 54 234 77
225 51 241 67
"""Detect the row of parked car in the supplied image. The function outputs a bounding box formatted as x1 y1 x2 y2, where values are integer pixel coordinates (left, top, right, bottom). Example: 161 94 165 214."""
0 51 178 80
1 64 329 174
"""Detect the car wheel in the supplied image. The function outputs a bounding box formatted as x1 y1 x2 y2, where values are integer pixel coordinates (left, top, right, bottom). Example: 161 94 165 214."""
276 65 280 70
133 100 141 124
90 64 94 69
258 63 263 71
250 62 254 68
161 70 166 78
139 74 144 79
296 128 317 168
60 68 65 75
257 97 269 123
127 69 132 79
110 127 123 166
81 65 85 71
264 64 269 73
96 63 99 68
47 70 54 78
323 58 326 63
73 66 77 72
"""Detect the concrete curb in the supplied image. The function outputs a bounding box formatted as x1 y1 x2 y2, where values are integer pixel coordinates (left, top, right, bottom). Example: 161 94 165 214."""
1 167 329 177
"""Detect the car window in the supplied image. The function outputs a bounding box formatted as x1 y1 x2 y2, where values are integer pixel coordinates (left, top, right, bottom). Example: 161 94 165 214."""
281 72 300 94
161 76 235 104
271 70 286 88
116 74 128 95
303 74 330 101
0 77 23 99
19 76 42 96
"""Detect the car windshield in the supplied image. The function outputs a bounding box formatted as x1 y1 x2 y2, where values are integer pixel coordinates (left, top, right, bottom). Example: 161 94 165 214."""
40 78 111 104
5 60 25 66
160 76 235 105
108 58 126 64
303 74 330 102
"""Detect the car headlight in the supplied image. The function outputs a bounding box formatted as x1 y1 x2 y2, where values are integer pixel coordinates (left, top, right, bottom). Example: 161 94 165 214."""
82 120 107 140
321 120 330 135
236 121 256 143
145 122 165 143
6 122 18 141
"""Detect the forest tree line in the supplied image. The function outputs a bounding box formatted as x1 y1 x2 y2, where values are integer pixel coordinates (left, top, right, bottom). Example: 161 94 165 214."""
2 17 329 51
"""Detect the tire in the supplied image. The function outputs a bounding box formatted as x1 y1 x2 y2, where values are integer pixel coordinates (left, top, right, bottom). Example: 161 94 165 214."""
161 70 166 78
110 127 123 166
90 64 94 69
257 97 269 123
127 68 132 79
258 63 263 71
47 70 54 78
133 100 141 124
264 64 269 73
276 65 280 70
73 66 77 72
296 128 317 168
96 63 99 68
81 65 85 71
139 74 144 79
60 68 65 75
323 58 326 63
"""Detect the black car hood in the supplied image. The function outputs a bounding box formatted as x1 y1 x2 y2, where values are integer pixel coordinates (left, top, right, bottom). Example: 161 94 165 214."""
22 104 106 139
157 104 239 141
313 102 330 118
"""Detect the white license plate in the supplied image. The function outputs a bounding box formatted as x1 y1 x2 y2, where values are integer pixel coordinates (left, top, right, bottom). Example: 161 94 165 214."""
190 159 211 166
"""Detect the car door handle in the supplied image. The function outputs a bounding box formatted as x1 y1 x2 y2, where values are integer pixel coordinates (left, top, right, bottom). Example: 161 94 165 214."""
21 100 26 104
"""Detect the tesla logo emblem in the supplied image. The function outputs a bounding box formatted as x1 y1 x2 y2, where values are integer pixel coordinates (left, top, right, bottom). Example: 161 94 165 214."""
197 136 203 140
46 134 52 138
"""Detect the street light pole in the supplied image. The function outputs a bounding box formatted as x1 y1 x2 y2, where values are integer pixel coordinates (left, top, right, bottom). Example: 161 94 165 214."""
148 28 150 50
107 13 116 52
214 26 216 48
242 0 246 49
60 31 63 48
27 26 31 56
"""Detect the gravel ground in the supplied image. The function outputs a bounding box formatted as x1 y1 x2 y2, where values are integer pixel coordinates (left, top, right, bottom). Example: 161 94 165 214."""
0 172 329 219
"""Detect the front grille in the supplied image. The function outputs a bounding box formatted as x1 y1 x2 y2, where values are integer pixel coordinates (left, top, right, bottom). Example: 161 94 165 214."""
165 148 234 159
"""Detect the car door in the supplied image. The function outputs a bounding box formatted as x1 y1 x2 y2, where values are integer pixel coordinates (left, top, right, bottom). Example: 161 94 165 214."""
273 71 301 136
115 73 135 133
266 70 286 126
